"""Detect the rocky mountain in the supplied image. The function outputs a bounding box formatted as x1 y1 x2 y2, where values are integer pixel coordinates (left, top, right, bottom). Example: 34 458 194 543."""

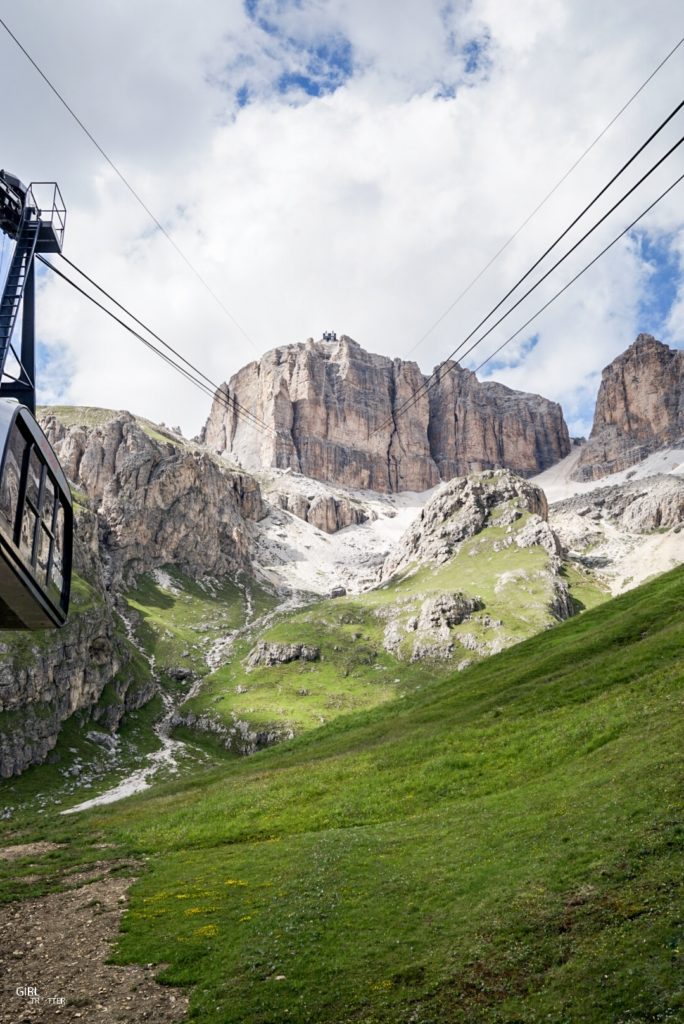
549 474 684 594
4 320 683 781
572 334 684 481
0 505 144 779
203 335 570 493
174 468 586 752
0 408 267 778
42 408 264 588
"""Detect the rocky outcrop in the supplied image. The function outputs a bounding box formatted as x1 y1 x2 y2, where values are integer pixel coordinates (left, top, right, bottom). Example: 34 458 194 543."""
0 409 269 777
203 336 570 493
0 508 143 778
171 708 294 756
415 593 483 630
382 469 550 579
246 641 320 669
272 490 372 533
514 516 563 557
572 335 684 481
548 475 684 596
553 475 684 534
41 411 264 587
377 592 485 662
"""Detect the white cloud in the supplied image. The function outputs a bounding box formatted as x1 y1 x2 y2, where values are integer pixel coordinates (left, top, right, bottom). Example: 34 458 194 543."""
1 0 683 438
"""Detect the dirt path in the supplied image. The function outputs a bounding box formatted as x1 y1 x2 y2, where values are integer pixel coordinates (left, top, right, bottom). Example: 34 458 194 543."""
0 850 188 1023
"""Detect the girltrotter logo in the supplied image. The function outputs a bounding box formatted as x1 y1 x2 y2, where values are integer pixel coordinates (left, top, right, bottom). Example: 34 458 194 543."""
15 985 65 1006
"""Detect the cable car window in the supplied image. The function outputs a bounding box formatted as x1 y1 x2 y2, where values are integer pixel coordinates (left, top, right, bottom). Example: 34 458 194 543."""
55 500 64 563
37 476 57 586
19 502 37 560
27 447 42 510
42 474 55 522
37 524 51 581
0 425 25 532
47 563 64 606
0 403 73 628
47 501 65 605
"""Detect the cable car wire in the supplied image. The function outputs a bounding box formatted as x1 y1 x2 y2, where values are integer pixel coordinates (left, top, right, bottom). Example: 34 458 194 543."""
36 255 239 419
35 255 274 437
55 253 272 434
470 170 684 379
378 100 684 433
37 255 270 435
401 35 684 361
38 255 270 436
0 15 259 357
376 130 684 434
374 111 684 436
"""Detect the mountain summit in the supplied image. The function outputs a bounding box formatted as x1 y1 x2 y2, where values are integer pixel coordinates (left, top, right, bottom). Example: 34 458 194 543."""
572 333 684 480
203 335 570 492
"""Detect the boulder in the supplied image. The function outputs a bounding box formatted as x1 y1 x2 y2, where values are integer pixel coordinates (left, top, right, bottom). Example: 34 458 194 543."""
246 642 320 669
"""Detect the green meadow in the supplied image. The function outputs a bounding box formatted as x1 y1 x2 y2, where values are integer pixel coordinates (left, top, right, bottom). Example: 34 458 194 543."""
1 566 681 1022
181 512 606 739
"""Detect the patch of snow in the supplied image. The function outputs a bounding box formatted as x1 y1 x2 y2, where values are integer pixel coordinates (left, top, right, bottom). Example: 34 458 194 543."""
605 529 683 594
533 445 684 504
249 475 437 596
150 568 182 595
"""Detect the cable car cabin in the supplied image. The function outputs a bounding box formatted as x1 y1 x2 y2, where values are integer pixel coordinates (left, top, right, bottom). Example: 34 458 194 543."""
0 401 72 629
0 169 26 237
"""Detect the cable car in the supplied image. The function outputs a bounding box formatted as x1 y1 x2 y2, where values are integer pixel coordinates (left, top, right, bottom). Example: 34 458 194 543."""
0 172 73 629
0 170 25 236
0 400 72 627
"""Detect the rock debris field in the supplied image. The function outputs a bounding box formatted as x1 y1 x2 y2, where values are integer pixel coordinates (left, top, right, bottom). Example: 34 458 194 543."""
0 844 187 1023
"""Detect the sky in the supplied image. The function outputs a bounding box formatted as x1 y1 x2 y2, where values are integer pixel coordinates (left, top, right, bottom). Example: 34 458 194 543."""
0 0 683 439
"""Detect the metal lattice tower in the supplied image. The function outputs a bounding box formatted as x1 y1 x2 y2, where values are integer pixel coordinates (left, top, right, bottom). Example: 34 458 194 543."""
0 173 66 412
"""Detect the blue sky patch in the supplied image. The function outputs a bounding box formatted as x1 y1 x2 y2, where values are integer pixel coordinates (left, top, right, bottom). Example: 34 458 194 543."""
244 0 280 37
36 340 72 405
276 36 353 98
633 230 681 339
243 0 353 100
477 332 539 376
462 34 491 76
277 70 321 96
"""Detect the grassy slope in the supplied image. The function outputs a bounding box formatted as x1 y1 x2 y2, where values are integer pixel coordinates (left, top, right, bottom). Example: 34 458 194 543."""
125 565 275 677
0 565 270 819
183 513 606 737
6 566 681 1024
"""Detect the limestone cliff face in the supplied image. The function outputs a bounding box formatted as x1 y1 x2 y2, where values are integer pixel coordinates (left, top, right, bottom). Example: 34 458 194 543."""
42 411 264 587
272 491 372 533
205 337 438 492
428 364 570 479
203 336 570 492
572 334 684 481
0 410 267 777
0 508 143 778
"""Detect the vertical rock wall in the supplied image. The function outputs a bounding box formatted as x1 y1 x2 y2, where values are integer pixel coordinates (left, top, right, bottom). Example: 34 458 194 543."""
571 334 684 481
204 336 570 491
